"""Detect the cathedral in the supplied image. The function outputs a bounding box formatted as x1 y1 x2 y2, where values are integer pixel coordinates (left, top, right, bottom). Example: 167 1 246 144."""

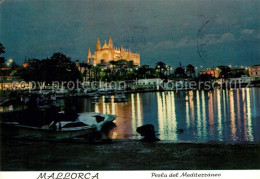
86 36 140 66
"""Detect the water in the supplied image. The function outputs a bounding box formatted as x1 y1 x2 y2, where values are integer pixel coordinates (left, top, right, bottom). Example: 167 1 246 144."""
56 88 260 142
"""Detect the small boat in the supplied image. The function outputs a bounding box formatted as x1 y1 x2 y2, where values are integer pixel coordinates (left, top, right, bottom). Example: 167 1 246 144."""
121 92 127 102
92 95 99 103
55 88 68 94
97 88 107 95
113 95 121 103
2 121 96 139
50 94 57 101
107 89 117 95
1 112 116 140
104 95 111 103
229 75 252 85
84 89 98 97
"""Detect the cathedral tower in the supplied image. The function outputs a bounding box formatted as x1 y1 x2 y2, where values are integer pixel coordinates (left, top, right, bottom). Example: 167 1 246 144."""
87 48 91 63
87 36 140 66
96 37 101 51
108 36 113 49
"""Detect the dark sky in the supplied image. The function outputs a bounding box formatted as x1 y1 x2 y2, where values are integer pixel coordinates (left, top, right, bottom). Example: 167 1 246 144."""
0 0 259 68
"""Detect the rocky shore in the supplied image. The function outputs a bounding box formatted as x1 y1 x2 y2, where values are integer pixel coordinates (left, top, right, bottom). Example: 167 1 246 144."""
1 138 259 171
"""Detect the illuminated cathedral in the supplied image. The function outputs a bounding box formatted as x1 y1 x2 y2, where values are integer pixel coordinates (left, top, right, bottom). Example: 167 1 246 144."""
86 36 140 66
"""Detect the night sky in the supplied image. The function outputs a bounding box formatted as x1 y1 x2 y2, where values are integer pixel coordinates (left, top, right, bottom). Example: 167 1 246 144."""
0 0 259 68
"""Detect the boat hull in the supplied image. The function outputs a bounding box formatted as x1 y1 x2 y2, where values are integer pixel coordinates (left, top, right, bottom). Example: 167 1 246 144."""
2 123 96 139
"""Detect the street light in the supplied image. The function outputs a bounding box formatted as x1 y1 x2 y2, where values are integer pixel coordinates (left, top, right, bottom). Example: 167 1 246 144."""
8 58 13 63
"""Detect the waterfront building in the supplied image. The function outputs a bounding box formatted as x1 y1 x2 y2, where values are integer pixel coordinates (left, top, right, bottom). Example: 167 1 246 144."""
230 68 247 76
137 78 163 85
248 65 260 77
199 68 220 78
0 67 26 90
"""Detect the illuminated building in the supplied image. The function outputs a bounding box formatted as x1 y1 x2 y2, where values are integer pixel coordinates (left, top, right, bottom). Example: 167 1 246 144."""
248 65 260 77
199 68 220 78
87 36 140 66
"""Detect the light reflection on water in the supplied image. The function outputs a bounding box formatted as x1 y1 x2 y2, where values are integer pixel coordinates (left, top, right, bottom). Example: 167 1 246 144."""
61 88 260 142
0 105 23 112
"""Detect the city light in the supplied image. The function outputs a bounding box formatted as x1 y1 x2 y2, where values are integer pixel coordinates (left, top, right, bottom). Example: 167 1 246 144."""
8 58 13 63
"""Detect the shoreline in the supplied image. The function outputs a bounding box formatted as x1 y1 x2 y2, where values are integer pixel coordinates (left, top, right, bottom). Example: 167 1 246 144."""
1 137 259 171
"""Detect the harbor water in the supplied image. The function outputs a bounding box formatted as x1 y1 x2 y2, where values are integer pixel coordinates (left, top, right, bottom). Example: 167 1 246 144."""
55 88 260 142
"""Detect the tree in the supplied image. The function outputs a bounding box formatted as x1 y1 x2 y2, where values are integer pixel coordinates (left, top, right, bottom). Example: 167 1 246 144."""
86 64 93 81
155 61 167 78
10 61 18 70
217 66 231 79
109 60 117 74
0 43 5 68
20 53 82 83
0 43 5 55
186 64 196 78
103 68 112 81
198 74 214 81
80 63 89 81
137 65 150 78
174 67 186 78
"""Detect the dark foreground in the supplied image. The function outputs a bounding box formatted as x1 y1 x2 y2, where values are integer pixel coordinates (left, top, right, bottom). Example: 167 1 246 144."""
1 137 260 170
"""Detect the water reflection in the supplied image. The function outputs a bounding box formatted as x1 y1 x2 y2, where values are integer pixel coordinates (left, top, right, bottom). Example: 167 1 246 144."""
246 88 253 141
0 105 23 112
196 91 202 139
208 91 214 135
157 92 177 140
54 88 260 142
229 90 236 140
217 90 223 141
201 91 207 141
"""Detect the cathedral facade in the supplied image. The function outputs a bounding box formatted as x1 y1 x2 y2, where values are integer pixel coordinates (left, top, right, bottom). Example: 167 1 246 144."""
87 36 140 66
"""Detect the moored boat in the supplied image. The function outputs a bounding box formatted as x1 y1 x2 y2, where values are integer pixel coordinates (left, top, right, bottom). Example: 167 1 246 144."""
113 95 121 103
104 95 111 103
121 92 127 102
1 112 116 140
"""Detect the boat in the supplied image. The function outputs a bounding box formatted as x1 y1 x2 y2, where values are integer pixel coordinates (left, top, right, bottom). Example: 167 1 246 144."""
50 94 57 101
1 112 116 140
104 95 111 103
113 95 121 103
84 89 98 97
121 92 127 102
92 95 99 103
97 88 107 95
229 75 252 85
2 121 96 139
55 88 68 94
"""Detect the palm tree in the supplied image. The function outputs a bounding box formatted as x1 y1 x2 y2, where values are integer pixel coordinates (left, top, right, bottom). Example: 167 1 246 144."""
86 64 93 81
166 65 172 76
155 61 167 78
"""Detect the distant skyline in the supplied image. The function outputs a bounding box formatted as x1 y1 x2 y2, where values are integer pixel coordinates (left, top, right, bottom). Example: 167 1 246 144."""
0 0 259 68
